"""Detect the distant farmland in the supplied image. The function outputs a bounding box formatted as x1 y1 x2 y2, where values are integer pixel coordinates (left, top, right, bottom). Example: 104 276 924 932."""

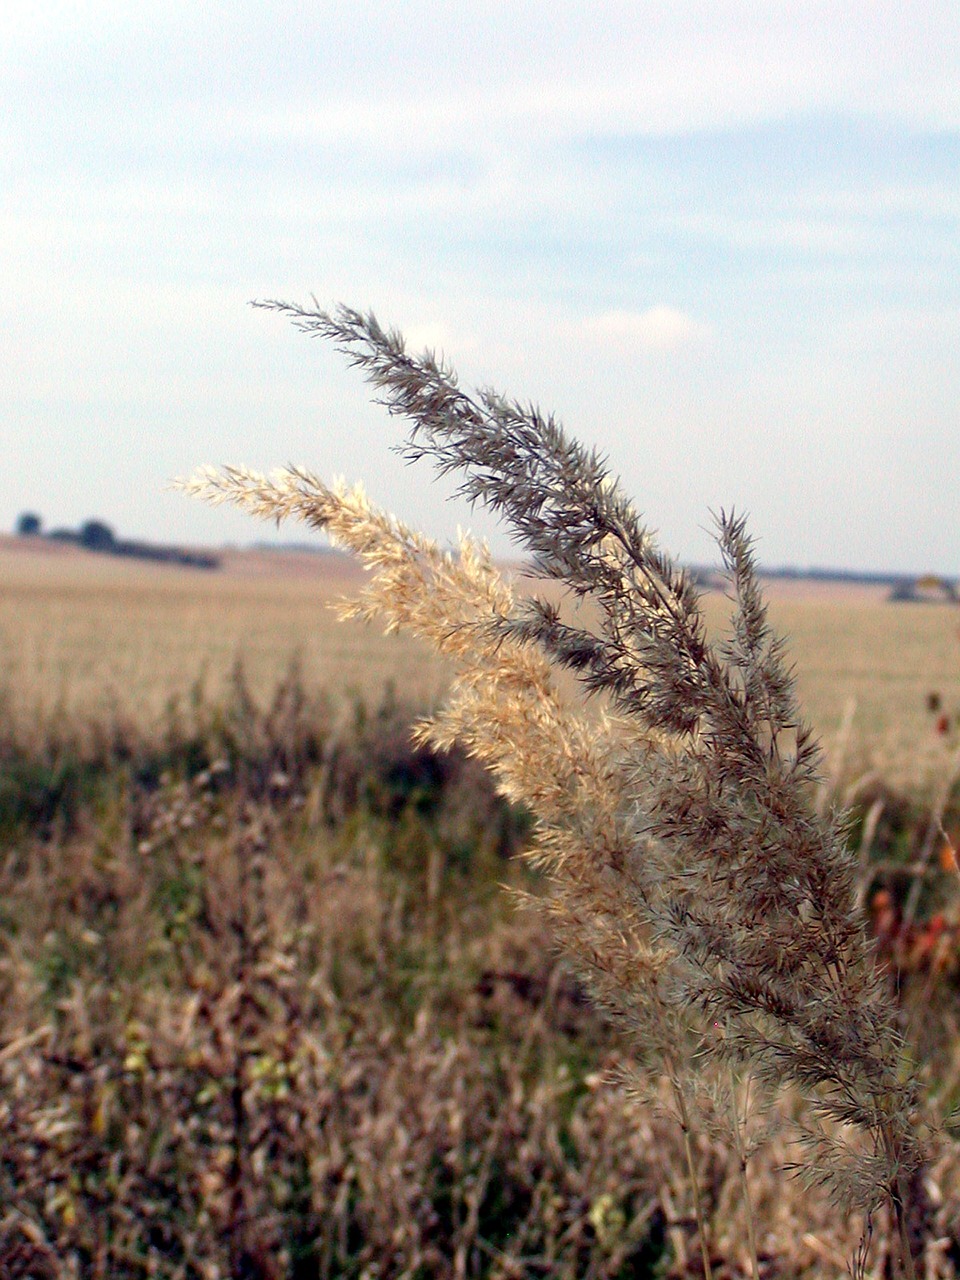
2 534 958 793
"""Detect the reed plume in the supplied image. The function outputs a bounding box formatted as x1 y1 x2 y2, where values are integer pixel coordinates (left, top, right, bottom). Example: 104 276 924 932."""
184 300 924 1275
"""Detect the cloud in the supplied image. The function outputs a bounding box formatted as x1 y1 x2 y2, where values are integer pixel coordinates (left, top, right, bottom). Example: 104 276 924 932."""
6 2 960 166
584 307 711 352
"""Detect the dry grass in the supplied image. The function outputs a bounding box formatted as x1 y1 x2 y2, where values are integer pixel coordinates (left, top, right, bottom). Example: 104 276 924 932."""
3 715 959 1280
177 300 960 1279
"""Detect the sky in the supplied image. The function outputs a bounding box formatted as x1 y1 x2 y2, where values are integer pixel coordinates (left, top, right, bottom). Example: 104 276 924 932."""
3 1 959 574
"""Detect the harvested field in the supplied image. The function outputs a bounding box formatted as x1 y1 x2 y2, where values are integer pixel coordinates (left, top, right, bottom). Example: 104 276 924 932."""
0 537 450 735
3 535 958 791
702 586 960 795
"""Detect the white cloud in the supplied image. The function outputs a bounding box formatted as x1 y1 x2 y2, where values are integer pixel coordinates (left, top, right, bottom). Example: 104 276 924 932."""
401 322 481 358
6 2 960 161
584 307 711 352
233 4 956 139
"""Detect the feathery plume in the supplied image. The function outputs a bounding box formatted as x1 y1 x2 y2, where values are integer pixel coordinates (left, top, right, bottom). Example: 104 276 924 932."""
183 301 925 1276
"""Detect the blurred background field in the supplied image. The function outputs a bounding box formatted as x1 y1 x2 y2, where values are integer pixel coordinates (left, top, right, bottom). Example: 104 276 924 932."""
0 536 450 731
3 534 959 792
3 537 960 1277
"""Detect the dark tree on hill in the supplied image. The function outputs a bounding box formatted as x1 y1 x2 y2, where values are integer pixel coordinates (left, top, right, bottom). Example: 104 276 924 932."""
15 512 42 537
80 520 116 551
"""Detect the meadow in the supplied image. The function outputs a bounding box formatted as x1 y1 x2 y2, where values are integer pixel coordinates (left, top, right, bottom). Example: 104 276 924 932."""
3 534 960 1278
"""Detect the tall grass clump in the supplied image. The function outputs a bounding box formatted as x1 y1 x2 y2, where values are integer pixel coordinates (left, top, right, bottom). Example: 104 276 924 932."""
185 301 926 1276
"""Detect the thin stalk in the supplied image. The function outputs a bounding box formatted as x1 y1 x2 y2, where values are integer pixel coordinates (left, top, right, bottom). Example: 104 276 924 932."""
893 1176 918 1280
671 1076 714 1280
882 1109 918 1280
902 746 960 931
730 1069 760 1280
739 1163 761 1280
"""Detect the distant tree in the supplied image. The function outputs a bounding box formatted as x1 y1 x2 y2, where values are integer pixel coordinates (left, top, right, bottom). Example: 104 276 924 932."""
15 512 42 536
79 519 116 551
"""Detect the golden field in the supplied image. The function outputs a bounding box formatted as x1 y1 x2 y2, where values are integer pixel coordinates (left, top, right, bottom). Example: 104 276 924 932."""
3 534 959 792
0 536 450 726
